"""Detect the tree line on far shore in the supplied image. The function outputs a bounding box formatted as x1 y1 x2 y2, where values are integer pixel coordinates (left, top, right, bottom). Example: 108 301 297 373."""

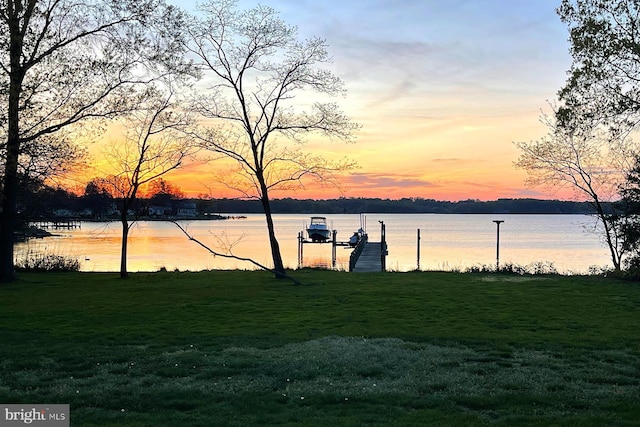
19 179 598 217
203 197 598 215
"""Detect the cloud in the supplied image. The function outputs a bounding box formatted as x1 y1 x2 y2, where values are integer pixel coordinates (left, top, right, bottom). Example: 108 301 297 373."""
344 172 440 190
431 158 473 164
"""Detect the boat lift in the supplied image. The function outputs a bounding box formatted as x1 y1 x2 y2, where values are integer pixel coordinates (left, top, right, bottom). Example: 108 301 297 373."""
297 214 374 270
297 229 361 269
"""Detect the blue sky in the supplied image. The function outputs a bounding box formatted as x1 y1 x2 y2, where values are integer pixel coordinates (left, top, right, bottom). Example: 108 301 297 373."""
168 0 572 200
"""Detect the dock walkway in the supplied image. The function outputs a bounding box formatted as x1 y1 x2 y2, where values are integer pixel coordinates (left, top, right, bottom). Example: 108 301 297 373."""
351 241 383 272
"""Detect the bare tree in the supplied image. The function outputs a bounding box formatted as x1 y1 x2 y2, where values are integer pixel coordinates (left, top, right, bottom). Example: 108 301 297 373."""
99 87 194 278
0 0 190 282
515 109 635 271
185 0 359 278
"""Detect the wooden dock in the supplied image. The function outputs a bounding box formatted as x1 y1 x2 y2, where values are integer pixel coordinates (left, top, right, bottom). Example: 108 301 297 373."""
30 219 81 230
298 218 388 272
351 241 385 272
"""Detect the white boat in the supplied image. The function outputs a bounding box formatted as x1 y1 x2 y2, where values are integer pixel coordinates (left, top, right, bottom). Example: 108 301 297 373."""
307 216 331 242
349 228 365 247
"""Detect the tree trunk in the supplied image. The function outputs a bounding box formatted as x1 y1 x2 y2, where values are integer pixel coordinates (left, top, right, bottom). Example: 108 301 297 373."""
258 183 286 278
0 140 19 283
120 211 130 279
593 197 622 271
0 18 26 283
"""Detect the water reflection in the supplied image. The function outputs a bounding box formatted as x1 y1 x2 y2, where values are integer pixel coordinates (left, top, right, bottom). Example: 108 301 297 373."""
14 214 610 273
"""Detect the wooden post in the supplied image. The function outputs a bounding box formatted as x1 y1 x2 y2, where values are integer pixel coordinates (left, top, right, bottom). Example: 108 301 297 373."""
297 231 303 268
417 228 421 270
332 230 337 268
493 220 504 271
380 221 386 272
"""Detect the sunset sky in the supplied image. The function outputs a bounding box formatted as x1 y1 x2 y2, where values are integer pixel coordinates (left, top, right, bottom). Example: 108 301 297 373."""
160 0 571 201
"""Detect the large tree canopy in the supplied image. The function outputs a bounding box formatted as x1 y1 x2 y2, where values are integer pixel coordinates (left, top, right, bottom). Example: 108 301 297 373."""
0 0 191 282
0 0 189 146
617 154 640 275
557 0 640 132
516 0 640 273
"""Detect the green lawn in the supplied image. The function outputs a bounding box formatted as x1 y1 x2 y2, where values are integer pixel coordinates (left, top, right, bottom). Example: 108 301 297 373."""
1 270 639 426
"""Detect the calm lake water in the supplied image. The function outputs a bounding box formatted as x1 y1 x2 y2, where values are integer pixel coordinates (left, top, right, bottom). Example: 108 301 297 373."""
15 214 611 273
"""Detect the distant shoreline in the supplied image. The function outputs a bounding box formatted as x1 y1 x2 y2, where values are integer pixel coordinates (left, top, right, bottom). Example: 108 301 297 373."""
31 214 247 224
22 199 601 229
195 197 599 215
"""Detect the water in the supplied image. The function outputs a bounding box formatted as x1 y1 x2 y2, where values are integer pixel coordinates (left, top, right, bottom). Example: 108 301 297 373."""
15 214 610 273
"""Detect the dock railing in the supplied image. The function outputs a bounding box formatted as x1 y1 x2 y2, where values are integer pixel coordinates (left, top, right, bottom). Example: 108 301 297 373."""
348 233 368 272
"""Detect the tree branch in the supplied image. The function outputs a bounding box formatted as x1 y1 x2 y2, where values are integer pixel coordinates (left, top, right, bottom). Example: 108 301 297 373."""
170 220 301 285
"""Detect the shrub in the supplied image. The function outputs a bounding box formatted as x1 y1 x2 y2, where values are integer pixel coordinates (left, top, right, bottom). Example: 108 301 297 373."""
618 254 640 281
588 265 612 277
466 261 558 276
498 262 528 275
15 252 80 272
527 261 558 275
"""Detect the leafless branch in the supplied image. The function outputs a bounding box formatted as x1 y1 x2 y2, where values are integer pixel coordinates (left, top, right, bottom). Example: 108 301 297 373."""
170 221 302 285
